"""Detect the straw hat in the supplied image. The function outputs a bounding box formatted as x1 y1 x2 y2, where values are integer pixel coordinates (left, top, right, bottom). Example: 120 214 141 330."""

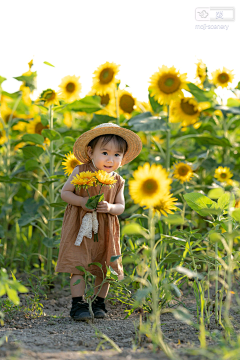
73 123 142 165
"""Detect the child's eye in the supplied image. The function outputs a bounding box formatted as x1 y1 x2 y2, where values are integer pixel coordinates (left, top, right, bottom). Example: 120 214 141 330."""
115 154 120 157
102 152 108 155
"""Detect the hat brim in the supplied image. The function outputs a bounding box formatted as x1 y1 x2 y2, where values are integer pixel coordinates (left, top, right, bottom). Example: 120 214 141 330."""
73 126 142 165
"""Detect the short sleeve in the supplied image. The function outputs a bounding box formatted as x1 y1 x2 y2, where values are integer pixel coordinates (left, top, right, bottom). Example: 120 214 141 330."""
116 177 125 194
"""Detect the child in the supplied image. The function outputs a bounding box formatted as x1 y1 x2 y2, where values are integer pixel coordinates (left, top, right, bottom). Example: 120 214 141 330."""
56 123 142 321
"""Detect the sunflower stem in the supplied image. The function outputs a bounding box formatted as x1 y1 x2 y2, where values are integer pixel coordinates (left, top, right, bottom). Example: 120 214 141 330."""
165 105 171 172
47 105 54 276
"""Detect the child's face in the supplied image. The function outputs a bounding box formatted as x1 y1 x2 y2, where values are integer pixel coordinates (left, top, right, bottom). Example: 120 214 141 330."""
87 139 124 173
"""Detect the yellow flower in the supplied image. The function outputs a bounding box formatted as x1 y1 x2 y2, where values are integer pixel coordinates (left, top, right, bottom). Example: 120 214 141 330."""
14 141 26 151
118 89 137 119
28 59 33 69
12 121 28 132
71 171 96 188
0 98 18 124
88 89 116 117
138 101 152 113
129 163 172 208
94 170 117 187
149 65 187 105
173 162 194 183
27 116 49 135
92 62 120 95
63 112 73 128
195 59 207 85
20 85 31 106
40 89 59 107
214 166 233 183
58 75 81 103
62 152 82 176
170 97 201 127
211 67 234 88
235 199 240 208
0 126 7 145
153 192 177 216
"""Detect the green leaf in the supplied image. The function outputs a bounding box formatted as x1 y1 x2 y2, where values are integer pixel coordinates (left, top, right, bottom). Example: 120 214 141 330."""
208 188 224 199
63 136 75 144
0 76 7 85
232 208 240 222
75 266 88 274
49 202 66 208
122 223 147 237
186 82 213 102
163 214 185 225
215 105 240 115
43 237 54 248
0 176 31 183
183 192 221 216
90 114 117 127
21 146 44 159
217 192 231 210
227 98 240 107
110 255 121 262
25 159 40 171
175 266 203 279
22 133 44 145
6 287 20 305
41 129 61 141
148 91 163 113
40 115 49 126
170 284 182 298
128 112 168 132
86 194 104 209
1 90 21 100
65 96 102 113
135 287 152 302
196 135 231 147
18 214 40 227
88 262 102 269
0 225 4 238
209 232 222 244
43 61 55 67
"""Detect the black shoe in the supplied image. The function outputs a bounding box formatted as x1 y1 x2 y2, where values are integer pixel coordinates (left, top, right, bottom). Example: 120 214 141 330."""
70 301 92 321
92 298 108 319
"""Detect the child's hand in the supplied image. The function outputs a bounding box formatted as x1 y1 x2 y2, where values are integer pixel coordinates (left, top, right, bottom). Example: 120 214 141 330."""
80 197 94 212
96 201 112 213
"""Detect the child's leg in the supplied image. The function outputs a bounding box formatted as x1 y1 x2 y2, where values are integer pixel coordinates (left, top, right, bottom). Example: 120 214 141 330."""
70 274 86 297
94 276 109 298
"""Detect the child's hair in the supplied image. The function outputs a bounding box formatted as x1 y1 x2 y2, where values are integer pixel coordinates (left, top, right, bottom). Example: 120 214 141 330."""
88 134 128 155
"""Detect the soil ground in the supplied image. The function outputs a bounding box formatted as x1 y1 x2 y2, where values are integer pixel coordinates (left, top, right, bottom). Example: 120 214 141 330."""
1 281 240 360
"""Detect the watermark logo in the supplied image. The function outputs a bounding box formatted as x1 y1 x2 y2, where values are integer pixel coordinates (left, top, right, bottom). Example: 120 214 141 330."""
195 7 235 21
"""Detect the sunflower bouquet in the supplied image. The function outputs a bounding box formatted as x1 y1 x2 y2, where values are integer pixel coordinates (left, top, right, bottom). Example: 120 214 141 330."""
71 170 117 244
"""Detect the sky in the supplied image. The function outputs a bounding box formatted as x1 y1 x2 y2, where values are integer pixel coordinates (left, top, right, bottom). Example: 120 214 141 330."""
1 0 239 103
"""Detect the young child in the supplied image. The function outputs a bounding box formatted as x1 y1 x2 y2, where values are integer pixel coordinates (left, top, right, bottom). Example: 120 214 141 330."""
56 123 142 321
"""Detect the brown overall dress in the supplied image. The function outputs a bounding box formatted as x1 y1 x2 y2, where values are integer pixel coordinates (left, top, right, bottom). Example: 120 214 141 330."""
55 163 125 280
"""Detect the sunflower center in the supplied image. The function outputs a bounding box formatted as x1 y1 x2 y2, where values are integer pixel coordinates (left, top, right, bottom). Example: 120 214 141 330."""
142 179 159 195
45 91 55 101
35 122 48 135
158 75 181 94
66 82 76 93
119 94 135 114
180 100 198 115
220 173 227 179
99 68 114 84
178 166 189 176
218 73 229 84
70 159 80 168
100 94 110 106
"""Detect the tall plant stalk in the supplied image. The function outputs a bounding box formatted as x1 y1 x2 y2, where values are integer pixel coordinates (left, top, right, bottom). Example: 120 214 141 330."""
47 105 55 276
165 105 171 172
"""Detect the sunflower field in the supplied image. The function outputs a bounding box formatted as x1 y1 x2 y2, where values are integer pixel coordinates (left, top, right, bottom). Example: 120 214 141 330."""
1 59 240 358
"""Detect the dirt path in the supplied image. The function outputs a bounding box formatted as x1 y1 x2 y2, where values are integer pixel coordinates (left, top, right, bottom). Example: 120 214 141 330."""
1 284 240 360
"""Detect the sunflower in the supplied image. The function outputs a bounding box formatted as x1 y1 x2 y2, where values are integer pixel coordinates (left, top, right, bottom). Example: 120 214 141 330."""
12 121 28 132
40 89 59 107
27 116 49 136
28 59 33 69
71 171 96 189
211 67 234 88
195 60 207 85
0 98 18 124
118 89 137 119
138 101 152 113
214 166 233 183
149 65 187 105
94 170 117 187
62 152 82 176
20 84 31 106
173 162 194 183
170 97 201 127
58 75 81 103
63 112 73 128
153 192 177 216
129 163 172 208
88 89 116 117
92 62 120 95
0 127 7 145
